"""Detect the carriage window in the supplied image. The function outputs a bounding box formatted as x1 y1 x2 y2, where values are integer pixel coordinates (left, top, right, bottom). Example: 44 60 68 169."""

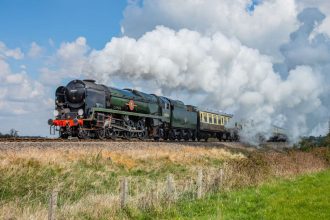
213 115 216 124
203 113 207 122
208 114 211 123
221 117 224 125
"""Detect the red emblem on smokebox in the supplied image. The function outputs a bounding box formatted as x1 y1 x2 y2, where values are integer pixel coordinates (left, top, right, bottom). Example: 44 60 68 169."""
126 100 137 111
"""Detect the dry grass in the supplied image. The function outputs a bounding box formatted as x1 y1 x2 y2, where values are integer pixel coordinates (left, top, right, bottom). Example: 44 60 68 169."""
0 144 245 170
0 142 329 220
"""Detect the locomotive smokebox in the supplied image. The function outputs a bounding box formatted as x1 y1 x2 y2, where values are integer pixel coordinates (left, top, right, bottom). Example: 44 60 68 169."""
65 80 85 107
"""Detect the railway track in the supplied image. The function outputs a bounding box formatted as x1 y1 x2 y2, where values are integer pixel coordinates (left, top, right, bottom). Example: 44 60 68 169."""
0 137 146 142
0 137 232 143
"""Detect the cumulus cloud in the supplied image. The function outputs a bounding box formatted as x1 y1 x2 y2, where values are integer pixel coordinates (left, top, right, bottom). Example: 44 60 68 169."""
40 37 90 85
0 67 45 114
28 42 43 58
0 42 49 118
0 41 24 59
276 8 330 71
121 0 298 57
273 7 330 137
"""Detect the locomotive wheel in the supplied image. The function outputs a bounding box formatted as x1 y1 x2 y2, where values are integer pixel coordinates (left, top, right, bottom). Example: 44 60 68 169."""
105 128 112 139
177 130 184 141
136 120 146 140
169 130 176 141
185 130 192 141
123 131 132 140
110 129 119 140
78 128 89 139
96 129 106 140
123 120 134 140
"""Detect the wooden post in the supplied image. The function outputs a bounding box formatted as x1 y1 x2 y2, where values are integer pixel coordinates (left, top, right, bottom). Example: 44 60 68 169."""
166 174 176 202
120 177 129 208
219 168 224 187
197 169 203 199
48 189 58 220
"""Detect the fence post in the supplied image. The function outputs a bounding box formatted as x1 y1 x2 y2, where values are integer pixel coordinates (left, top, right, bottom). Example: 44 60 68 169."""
120 177 129 208
166 174 176 202
48 189 58 220
197 168 203 199
219 168 224 187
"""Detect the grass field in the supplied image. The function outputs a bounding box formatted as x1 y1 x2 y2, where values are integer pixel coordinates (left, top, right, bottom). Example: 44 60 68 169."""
134 169 330 219
0 142 329 219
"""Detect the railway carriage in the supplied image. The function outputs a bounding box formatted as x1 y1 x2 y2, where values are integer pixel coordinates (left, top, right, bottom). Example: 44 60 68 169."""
197 108 239 141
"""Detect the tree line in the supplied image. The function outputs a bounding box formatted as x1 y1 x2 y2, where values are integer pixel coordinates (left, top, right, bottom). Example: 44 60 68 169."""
0 129 18 138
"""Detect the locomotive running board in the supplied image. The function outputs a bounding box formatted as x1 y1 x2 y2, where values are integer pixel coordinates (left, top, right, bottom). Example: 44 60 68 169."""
90 107 166 120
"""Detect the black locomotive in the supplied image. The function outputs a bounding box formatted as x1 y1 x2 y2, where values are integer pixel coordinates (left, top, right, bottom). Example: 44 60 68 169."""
48 79 238 141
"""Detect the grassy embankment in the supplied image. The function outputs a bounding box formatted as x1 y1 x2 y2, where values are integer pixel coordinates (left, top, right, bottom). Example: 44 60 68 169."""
0 143 329 219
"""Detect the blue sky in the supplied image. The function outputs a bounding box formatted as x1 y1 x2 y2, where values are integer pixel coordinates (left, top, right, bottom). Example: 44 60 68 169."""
0 0 128 135
0 0 127 49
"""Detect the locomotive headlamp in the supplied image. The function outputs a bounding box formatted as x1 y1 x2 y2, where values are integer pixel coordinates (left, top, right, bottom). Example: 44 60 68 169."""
78 109 84 116
53 109 59 117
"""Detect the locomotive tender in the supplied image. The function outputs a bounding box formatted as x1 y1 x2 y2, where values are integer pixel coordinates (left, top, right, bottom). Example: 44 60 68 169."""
48 79 238 141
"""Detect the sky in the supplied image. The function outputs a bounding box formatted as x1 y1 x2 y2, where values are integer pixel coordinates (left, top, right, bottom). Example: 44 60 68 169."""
0 0 330 142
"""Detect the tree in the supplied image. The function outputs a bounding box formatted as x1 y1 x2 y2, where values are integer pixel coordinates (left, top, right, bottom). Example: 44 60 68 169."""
9 129 18 138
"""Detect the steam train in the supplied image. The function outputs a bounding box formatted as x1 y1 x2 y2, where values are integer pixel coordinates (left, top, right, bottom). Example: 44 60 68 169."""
48 79 239 141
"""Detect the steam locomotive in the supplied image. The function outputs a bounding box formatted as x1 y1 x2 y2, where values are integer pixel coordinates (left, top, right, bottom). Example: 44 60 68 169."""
48 79 239 141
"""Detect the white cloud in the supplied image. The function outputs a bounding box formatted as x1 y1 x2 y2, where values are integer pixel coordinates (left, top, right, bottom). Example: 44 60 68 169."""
40 37 90 85
121 0 298 57
0 41 24 59
28 42 43 58
0 43 48 119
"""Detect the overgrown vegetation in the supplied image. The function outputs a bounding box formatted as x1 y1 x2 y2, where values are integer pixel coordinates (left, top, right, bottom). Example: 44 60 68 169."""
297 133 330 150
0 144 329 219
133 169 330 220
